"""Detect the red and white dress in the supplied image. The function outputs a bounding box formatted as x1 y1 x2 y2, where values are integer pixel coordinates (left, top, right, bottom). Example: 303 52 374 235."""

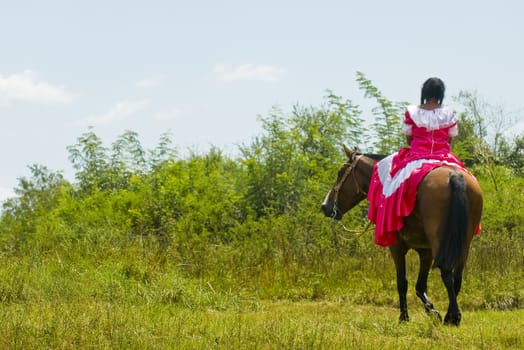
367 105 478 247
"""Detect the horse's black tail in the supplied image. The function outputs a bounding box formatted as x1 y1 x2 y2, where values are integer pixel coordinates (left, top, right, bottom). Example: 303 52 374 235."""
434 172 468 271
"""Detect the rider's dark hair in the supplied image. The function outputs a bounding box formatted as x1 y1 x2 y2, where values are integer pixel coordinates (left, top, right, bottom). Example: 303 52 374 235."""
420 77 445 105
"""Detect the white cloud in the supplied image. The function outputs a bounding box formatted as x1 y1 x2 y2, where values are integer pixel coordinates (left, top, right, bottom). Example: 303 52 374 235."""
78 99 149 127
0 187 15 202
214 64 285 82
0 70 75 105
135 77 162 88
154 108 185 121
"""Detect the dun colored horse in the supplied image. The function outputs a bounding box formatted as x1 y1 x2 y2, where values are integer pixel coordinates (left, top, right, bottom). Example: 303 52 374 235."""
321 146 483 325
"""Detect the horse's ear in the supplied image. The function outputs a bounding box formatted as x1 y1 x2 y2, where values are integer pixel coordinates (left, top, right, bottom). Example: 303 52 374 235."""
343 145 352 158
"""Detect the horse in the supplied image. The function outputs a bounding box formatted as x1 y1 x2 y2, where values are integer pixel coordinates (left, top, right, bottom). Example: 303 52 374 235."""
321 146 483 325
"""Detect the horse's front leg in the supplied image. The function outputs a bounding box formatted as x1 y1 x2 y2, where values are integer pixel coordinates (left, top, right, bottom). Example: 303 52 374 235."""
415 248 441 321
389 243 409 322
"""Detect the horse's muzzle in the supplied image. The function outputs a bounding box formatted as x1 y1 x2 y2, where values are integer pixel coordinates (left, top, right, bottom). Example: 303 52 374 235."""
320 202 342 220
320 203 331 217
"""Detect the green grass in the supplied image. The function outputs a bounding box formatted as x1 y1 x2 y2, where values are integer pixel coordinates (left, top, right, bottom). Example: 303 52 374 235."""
0 234 522 349
0 300 523 349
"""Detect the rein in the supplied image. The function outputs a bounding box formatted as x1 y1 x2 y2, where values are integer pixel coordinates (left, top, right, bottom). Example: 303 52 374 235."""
330 219 372 241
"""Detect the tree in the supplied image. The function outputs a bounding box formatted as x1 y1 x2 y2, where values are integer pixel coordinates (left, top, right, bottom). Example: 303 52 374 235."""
110 130 147 189
148 132 178 169
67 128 111 194
356 72 407 154
497 134 524 175
239 92 367 217
1 165 68 235
453 91 517 166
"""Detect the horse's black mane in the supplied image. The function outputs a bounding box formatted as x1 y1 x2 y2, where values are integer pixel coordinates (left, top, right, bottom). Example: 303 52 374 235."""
363 153 387 161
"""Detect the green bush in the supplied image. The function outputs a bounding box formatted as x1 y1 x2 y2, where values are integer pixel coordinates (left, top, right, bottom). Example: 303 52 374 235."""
1 77 523 314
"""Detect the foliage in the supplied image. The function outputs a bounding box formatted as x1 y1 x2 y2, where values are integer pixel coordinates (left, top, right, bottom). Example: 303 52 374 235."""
452 90 524 174
239 92 366 217
67 129 111 194
0 73 523 347
0 165 68 240
356 71 408 154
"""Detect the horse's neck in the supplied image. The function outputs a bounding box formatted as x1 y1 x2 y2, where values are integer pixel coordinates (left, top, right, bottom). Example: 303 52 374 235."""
361 158 377 189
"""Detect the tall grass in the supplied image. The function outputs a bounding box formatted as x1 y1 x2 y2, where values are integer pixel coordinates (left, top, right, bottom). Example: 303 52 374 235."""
1 300 522 348
0 223 523 348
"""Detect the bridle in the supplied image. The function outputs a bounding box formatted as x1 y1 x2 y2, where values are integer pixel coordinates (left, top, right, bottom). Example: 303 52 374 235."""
331 153 367 215
329 153 371 239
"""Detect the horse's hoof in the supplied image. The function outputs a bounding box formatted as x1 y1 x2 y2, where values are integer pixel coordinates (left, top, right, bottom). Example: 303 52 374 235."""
428 309 442 322
444 313 461 326
399 313 410 323
423 302 435 313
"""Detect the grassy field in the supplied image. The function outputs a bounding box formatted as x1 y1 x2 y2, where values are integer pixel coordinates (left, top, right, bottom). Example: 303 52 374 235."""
1 299 522 349
0 233 522 349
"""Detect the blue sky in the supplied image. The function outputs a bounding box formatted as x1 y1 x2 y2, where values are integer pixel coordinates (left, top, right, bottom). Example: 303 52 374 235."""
1 0 523 200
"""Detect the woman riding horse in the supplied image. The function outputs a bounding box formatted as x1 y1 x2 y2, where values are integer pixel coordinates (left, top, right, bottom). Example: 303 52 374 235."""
321 78 482 325
368 77 480 248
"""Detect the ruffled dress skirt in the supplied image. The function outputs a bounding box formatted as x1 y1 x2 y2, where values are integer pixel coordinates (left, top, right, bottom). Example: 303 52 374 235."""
367 148 479 247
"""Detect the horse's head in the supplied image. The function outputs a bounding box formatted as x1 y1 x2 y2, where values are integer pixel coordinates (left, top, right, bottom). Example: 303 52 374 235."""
321 146 377 220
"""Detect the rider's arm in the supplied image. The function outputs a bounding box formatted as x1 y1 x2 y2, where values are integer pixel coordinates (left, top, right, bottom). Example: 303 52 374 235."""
402 110 414 146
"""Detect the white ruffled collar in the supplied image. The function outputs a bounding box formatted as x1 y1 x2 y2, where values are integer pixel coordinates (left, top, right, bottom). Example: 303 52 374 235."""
407 105 456 131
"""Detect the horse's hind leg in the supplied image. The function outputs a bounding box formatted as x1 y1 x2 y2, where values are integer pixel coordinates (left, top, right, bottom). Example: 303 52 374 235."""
415 249 442 321
441 268 461 325
453 264 464 296
453 240 471 297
